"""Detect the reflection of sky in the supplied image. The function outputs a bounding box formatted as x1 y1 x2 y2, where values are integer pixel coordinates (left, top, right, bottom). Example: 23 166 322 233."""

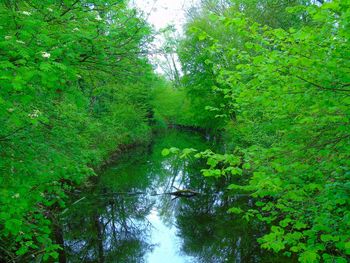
143 157 194 263
146 207 194 263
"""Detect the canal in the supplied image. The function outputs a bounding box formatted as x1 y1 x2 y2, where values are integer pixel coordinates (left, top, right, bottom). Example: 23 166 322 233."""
60 130 295 263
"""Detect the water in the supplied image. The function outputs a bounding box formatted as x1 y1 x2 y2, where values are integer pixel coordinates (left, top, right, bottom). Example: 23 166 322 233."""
60 130 296 263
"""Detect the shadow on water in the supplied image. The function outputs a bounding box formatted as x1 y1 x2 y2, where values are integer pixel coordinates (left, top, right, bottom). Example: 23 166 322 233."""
59 130 296 263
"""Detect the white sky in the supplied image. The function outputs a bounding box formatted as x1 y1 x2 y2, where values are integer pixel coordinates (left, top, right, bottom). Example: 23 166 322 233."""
131 0 198 74
131 0 197 32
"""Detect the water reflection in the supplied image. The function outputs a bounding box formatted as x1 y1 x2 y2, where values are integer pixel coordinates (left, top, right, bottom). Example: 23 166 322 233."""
60 130 296 263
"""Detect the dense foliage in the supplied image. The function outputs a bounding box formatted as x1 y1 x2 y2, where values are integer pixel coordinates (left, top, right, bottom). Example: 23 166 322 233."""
150 27 224 131
173 0 350 262
0 0 157 261
150 73 224 130
1 0 349 262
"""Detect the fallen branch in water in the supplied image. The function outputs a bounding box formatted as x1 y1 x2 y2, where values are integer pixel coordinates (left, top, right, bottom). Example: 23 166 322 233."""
165 189 200 197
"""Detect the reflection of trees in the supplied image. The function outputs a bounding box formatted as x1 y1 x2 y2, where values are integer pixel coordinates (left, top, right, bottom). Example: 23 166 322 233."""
175 166 297 263
58 130 297 263
61 147 155 263
62 193 155 263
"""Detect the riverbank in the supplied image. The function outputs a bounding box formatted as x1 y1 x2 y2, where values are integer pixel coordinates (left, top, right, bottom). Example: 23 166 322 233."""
0 119 152 263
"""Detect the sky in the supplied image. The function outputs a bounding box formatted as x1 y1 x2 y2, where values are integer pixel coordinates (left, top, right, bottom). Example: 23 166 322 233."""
130 0 199 74
131 0 197 32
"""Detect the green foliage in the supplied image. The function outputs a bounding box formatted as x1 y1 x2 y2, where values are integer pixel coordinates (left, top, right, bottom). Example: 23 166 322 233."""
150 77 222 129
176 0 350 262
0 0 156 261
150 79 191 127
2 0 349 261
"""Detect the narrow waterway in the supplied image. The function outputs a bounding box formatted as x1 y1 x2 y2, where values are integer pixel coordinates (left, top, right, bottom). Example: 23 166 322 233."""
60 130 295 263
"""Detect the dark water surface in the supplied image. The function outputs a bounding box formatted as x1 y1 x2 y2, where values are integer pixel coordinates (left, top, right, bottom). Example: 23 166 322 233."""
60 130 295 263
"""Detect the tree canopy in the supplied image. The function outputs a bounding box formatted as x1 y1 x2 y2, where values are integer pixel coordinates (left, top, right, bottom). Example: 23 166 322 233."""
168 0 350 262
0 0 349 262
0 0 158 261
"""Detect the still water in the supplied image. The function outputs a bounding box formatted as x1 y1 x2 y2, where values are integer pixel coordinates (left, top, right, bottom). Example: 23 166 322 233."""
60 130 295 263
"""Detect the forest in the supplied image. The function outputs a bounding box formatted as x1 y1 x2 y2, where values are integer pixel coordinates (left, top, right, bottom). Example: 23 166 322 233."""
0 0 349 262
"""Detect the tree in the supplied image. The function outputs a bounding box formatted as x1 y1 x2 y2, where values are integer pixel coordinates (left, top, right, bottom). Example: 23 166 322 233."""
0 0 157 261
177 0 350 262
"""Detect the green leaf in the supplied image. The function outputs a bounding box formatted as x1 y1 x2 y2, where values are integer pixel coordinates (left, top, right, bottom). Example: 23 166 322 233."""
5 219 22 235
242 162 251 169
207 158 218 167
194 153 202 158
198 33 207 41
294 221 307 230
16 245 29 256
161 148 170 156
227 184 243 190
299 251 319 263
255 201 265 207
279 218 291 227
227 207 243 214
